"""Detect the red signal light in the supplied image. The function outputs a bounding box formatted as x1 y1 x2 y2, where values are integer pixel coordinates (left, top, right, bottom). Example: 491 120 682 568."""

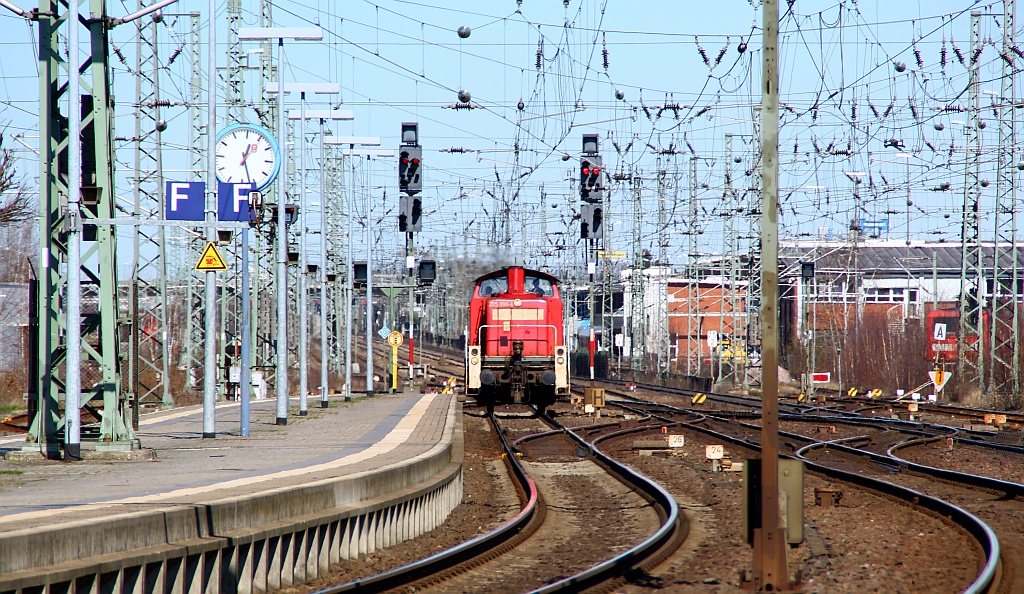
582 167 590 175
592 167 600 175
401 157 409 164
411 158 420 165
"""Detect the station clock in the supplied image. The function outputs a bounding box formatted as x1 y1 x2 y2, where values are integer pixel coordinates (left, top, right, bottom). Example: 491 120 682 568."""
214 123 281 191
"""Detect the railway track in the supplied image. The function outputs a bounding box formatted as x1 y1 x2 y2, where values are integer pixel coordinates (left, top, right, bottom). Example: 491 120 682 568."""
393 347 1023 591
313 405 682 593
613 394 1007 593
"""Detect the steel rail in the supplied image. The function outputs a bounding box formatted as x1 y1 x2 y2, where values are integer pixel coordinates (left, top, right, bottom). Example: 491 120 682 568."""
610 395 999 594
795 438 999 594
524 413 683 593
314 413 540 593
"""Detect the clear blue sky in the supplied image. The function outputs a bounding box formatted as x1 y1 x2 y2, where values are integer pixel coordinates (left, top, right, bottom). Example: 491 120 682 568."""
0 0 1004 277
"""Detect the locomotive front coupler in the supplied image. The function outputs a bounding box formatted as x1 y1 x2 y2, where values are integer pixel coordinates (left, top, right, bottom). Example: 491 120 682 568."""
511 340 524 366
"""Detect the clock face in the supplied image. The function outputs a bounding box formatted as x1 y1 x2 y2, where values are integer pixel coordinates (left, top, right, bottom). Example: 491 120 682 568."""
215 124 280 191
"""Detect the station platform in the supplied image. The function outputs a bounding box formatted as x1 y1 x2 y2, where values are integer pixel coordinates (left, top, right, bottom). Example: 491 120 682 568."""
0 391 463 594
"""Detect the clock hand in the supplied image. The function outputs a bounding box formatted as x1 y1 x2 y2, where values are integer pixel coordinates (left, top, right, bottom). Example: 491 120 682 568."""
240 145 252 166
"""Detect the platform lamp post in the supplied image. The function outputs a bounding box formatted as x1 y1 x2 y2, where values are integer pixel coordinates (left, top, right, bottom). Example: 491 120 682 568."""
285 109 354 409
325 137 383 398
280 88 343 417
238 27 322 426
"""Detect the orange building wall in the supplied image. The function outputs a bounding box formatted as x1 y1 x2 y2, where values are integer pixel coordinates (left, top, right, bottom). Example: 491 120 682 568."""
667 282 747 361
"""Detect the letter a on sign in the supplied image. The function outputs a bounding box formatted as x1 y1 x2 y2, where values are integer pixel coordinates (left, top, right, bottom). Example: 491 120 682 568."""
195 242 229 271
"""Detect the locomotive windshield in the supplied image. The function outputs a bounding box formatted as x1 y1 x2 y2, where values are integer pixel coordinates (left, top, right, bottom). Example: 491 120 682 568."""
478 276 508 296
524 275 554 297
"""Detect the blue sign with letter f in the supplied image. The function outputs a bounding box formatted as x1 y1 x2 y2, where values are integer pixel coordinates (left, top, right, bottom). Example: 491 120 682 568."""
165 181 205 221
218 182 256 222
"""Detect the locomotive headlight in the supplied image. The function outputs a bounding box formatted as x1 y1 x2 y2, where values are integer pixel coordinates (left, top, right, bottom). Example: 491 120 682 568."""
471 357 480 365
556 357 565 365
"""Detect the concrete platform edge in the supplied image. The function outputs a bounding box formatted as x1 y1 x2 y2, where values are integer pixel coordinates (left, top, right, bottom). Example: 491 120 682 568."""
0 398 464 594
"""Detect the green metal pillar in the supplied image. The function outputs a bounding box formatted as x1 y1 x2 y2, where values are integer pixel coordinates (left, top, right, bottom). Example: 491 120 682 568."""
29 0 135 454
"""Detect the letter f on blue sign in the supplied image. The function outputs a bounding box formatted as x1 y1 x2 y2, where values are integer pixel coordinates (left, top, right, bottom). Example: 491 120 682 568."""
218 182 255 222
165 181 206 221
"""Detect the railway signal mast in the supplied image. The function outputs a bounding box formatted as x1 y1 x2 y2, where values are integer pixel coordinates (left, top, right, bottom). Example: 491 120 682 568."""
579 150 604 241
399 123 423 387
580 134 605 381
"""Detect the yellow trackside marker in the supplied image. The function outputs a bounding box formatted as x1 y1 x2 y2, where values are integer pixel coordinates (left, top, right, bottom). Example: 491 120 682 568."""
194 242 228 271
848 387 858 398
691 393 707 405
870 388 883 398
797 393 806 403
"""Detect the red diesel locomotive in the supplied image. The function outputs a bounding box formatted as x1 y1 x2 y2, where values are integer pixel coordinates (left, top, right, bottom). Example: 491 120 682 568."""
465 266 569 412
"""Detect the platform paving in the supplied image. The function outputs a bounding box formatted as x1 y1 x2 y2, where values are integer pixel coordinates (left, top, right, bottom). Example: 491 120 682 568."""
0 391 456 535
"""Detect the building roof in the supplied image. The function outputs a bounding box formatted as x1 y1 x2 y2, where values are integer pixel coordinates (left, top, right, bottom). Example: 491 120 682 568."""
780 241 1024 279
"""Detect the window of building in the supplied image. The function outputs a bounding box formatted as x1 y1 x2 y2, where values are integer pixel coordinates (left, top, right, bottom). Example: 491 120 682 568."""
864 287 918 303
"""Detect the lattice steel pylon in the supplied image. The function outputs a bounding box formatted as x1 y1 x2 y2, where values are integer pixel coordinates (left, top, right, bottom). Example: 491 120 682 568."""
215 0 246 400
132 3 172 409
286 118 300 367
226 0 244 121
655 161 671 377
185 12 205 388
598 180 614 363
990 0 1021 402
719 134 740 384
325 144 346 378
251 0 278 386
745 110 763 389
28 0 134 453
959 10 985 388
685 157 701 376
629 173 645 373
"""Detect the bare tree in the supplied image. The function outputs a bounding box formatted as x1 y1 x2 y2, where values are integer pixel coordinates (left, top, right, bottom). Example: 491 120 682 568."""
0 130 33 402
0 132 32 227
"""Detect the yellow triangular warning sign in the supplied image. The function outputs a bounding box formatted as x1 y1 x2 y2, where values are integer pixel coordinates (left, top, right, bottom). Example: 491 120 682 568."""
195 241 228 271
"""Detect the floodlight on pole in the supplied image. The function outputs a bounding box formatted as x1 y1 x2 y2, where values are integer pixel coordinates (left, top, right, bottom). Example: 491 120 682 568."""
278 84 341 417
0 0 28 17
236 26 323 426
305 112 355 410
325 137 382 399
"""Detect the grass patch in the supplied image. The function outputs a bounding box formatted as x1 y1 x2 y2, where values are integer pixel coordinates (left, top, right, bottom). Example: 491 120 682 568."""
0 470 24 476
0 403 22 415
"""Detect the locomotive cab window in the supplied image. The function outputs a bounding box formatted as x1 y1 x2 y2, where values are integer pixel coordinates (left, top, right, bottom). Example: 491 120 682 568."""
524 275 554 296
478 277 508 296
